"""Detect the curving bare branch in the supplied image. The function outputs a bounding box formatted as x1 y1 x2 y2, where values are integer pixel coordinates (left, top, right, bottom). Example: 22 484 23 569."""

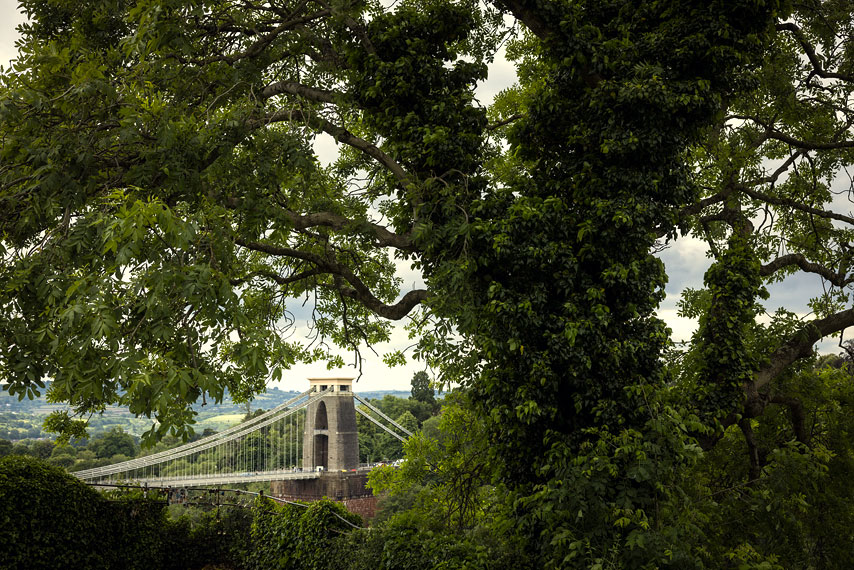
760 253 852 286
252 109 416 189
755 306 854 392
777 22 854 83
743 150 803 186
260 81 341 103
727 113 854 151
737 184 854 226
223 197 413 250
335 282 429 320
234 238 428 319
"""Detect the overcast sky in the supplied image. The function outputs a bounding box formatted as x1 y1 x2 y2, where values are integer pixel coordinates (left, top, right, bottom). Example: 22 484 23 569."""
0 2 25 69
0 4 840 394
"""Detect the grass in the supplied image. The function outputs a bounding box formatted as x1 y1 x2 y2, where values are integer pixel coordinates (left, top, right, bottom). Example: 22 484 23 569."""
197 414 244 429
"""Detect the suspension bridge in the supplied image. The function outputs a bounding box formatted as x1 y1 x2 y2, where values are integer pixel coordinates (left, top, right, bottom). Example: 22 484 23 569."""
72 378 412 492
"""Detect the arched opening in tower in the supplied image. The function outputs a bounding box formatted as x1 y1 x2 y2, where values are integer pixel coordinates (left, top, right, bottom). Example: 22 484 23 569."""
313 401 329 469
313 434 328 469
315 401 328 429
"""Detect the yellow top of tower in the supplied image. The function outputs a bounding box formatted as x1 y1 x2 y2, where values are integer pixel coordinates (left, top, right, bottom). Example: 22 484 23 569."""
307 377 354 393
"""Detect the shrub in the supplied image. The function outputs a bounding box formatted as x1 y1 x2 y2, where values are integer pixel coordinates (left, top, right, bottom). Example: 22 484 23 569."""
0 455 108 569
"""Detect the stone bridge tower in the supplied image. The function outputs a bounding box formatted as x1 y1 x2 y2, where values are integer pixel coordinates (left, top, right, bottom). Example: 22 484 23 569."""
302 377 359 471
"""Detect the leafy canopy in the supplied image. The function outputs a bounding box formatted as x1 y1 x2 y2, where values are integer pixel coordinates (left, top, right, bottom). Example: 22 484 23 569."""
9 0 854 567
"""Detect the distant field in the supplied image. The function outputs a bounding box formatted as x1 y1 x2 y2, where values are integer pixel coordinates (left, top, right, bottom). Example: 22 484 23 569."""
198 414 244 427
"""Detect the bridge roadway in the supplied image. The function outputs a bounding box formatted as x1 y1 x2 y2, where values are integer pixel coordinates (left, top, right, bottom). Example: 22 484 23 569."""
91 466 376 488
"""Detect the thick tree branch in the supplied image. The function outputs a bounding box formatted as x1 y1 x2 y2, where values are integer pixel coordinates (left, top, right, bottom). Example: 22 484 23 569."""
287 211 413 249
727 113 854 151
658 187 734 237
253 109 415 189
229 268 322 287
700 310 854 451
335 282 430 321
738 184 854 226
755 307 854 392
764 129 854 151
744 150 803 186
495 0 553 39
777 22 854 83
760 253 852 286
769 395 808 445
223 197 413 250
233 238 428 319
739 418 763 481
260 81 340 103
486 114 524 131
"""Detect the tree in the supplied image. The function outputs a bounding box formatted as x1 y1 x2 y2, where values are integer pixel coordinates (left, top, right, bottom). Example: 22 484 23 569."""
28 439 54 460
684 356 854 568
370 391 491 530
48 443 77 468
356 395 425 462
88 427 138 459
676 0 854 442
396 410 418 436
410 370 436 409
6 0 850 566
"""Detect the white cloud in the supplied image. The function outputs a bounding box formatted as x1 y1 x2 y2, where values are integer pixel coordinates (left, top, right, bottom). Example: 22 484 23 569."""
0 4 26 70
658 235 712 299
656 308 698 343
312 132 339 167
474 42 517 107
272 325 426 394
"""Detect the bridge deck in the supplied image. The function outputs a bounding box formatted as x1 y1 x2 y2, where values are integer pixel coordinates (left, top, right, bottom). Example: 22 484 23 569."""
87 467 373 488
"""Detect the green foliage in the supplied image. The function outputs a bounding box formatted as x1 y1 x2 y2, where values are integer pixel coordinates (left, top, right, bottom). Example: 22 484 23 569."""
169 505 253 569
694 232 765 420
0 455 107 569
88 426 138 458
8 0 854 567
357 394 434 462
361 390 523 568
369 391 491 530
245 497 362 570
424 0 788 565
326 513 521 570
687 360 854 568
0 454 259 569
410 370 437 408
42 410 89 443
